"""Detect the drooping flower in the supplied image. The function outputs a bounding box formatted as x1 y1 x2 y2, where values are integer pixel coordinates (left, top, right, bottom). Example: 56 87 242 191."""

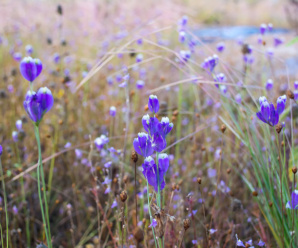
136 80 145 90
0 145 2 156
16 120 22 131
257 240 265 247
109 106 116 117
214 73 226 88
20 57 43 82
148 95 159 113
149 218 157 228
256 96 282 126
274 37 283 47
136 54 143 63
260 23 267 35
157 117 173 138
265 79 273 91
276 95 287 115
25 45 33 55
142 155 169 192
152 132 166 152
133 132 154 157
37 87 54 114
142 114 159 136
12 131 18 142
179 31 186 43
286 190 298 209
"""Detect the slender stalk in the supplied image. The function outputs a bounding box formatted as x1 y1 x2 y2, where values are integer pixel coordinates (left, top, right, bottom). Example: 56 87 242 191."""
291 174 296 248
134 161 138 224
34 125 52 247
155 152 163 248
0 157 9 247
146 181 158 248
277 134 285 248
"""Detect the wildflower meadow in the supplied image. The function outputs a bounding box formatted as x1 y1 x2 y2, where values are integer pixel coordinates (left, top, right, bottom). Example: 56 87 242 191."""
1 0 298 247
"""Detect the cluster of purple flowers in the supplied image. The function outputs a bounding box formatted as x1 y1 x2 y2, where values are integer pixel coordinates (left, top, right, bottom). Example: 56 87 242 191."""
293 81 298 101
133 95 173 191
256 95 286 126
260 23 273 35
20 57 54 124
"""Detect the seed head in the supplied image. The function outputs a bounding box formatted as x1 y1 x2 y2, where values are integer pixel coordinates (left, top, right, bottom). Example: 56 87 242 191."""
183 218 191 231
57 5 63 15
131 150 138 163
120 191 127 202
252 191 258 197
287 89 295 100
292 167 297 174
275 123 283 134
197 177 202 184
221 124 226 133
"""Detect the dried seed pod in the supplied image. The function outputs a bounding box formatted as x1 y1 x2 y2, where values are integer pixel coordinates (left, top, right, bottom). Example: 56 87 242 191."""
292 167 297 174
221 124 226 133
287 89 295 100
133 226 144 243
57 5 63 15
131 150 138 163
197 177 202 184
227 168 231 174
275 123 282 134
120 191 127 202
183 218 191 231
252 191 258 197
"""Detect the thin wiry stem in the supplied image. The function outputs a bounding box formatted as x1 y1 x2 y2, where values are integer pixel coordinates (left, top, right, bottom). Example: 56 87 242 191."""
0 156 9 247
34 125 51 247
134 161 138 225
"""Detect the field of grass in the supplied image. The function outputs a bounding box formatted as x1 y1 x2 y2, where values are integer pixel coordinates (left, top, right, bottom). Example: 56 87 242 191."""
0 0 298 247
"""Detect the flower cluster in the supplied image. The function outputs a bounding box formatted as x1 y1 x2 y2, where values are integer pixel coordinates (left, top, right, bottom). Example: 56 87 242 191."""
133 95 173 191
256 95 286 126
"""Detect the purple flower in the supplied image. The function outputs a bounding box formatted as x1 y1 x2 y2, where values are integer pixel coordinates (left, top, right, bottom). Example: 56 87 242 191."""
268 23 273 31
179 31 186 43
256 96 280 126
16 120 22 131
236 238 245 247
75 149 82 159
136 54 143 63
276 95 286 115
294 81 298 90
142 154 169 192
274 37 283 47
286 190 298 209
209 229 217 235
180 50 191 62
111 200 118 208
37 87 54 114
257 240 265 247
260 24 267 35
12 205 18 214
235 94 242 104
20 57 43 82
142 115 159 136
0 145 2 156
149 218 157 228
152 132 166 152
157 117 173 138
109 106 116 117
294 90 298 101
136 80 145 89
64 142 71 148
133 132 154 157
104 161 112 168
94 135 109 151
148 95 159 113
214 73 226 88
25 45 33 55
13 52 22 61
265 79 273 91
216 42 225 52
201 55 219 72
53 53 60 64
12 131 18 142
23 89 54 123
246 239 253 246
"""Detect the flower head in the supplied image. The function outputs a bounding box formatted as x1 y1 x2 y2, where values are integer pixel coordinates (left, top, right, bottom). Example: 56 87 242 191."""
286 190 298 209
256 96 283 126
265 79 273 91
148 95 159 113
109 106 116 117
133 132 154 157
20 57 42 82
23 89 54 124
142 115 159 136
201 55 219 72
94 135 109 151
157 117 173 138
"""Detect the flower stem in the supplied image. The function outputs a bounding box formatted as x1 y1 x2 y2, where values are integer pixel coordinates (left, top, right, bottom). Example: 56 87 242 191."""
146 181 158 248
34 124 52 247
0 156 9 247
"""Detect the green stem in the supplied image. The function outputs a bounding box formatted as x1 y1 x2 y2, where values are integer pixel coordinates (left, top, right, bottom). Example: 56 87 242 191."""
155 152 163 248
146 181 158 248
34 124 52 247
0 157 9 247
